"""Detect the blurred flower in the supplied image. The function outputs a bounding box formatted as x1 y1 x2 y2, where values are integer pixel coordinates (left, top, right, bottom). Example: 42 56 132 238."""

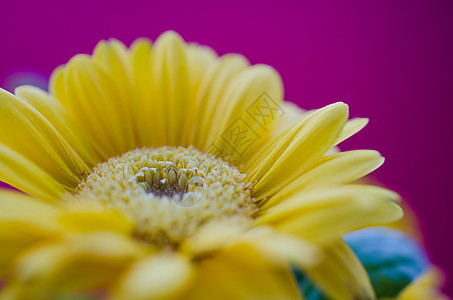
0 31 402 299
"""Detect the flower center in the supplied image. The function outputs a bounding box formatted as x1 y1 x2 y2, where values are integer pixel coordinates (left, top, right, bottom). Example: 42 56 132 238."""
71 146 256 247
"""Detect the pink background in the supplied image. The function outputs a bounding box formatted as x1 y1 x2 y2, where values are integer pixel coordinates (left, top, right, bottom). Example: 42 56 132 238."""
1 0 452 295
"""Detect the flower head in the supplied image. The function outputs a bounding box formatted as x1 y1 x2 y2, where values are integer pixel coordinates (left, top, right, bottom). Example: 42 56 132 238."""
0 31 403 299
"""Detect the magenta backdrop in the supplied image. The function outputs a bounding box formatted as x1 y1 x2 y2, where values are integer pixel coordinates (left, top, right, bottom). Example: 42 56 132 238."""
1 0 452 295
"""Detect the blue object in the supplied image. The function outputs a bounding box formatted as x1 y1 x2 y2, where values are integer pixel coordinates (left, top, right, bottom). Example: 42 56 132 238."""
295 227 429 299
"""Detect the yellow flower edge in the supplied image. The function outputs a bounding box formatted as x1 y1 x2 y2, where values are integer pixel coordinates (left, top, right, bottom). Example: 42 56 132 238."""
0 31 404 300
379 268 448 300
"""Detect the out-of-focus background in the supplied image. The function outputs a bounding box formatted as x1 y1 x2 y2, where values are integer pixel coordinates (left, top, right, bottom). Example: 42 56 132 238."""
1 0 452 295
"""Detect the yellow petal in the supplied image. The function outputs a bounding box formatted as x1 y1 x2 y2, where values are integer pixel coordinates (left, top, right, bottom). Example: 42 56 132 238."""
263 150 384 209
191 53 249 148
251 102 349 199
150 31 191 146
0 144 65 199
15 85 102 166
204 64 283 164
49 66 71 113
0 190 62 274
0 190 61 226
59 204 133 235
334 117 368 146
184 245 302 300
212 65 283 136
112 253 193 300
0 88 90 188
10 232 141 296
185 221 319 269
234 226 321 268
0 284 24 300
181 43 217 145
129 38 155 146
186 43 217 95
397 269 448 300
243 101 309 173
184 219 249 255
93 39 137 148
301 238 375 300
60 54 135 157
256 185 403 242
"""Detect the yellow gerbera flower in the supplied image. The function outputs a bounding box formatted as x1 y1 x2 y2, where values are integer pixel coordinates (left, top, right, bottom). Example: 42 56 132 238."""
0 31 403 300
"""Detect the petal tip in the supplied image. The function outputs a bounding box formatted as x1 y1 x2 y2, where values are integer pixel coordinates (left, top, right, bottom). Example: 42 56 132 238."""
157 30 185 45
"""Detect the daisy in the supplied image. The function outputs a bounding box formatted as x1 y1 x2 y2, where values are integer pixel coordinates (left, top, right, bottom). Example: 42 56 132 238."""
0 31 402 299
